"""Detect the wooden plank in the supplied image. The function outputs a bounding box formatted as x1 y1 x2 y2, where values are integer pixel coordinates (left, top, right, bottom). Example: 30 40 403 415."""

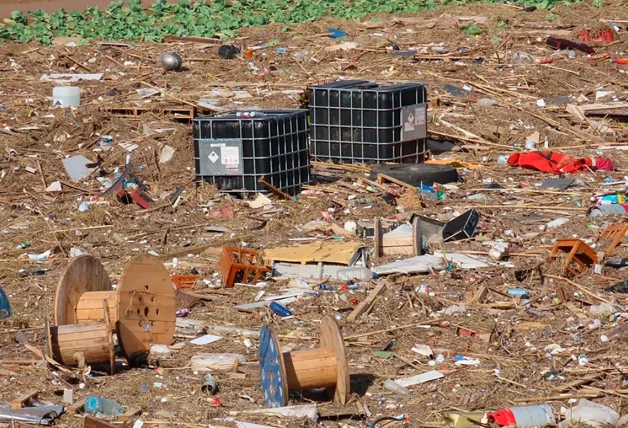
120 408 143 422
11 390 38 408
258 178 294 200
85 415 117 428
67 398 85 415
376 173 417 190
346 283 386 323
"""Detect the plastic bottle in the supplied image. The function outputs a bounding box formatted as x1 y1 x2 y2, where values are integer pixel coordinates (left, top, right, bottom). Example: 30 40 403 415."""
476 98 497 106
336 267 374 281
488 404 555 428
202 374 217 394
269 301 293 317
16 242 31 250
497 155 509 164
383 379 412 397
84 396 124 416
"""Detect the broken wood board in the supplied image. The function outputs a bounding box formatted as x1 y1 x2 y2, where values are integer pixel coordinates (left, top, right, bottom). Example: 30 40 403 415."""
346 283 386 323
101 106 196 122
11 390 39 409
263 241 364 265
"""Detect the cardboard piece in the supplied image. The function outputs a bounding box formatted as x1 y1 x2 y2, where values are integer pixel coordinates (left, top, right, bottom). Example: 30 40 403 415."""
395 370 444 387
45 181 63 192
263 241 363 265
62 155 96 181
373 254 446 275
41 73 103 82
539 178 575 190
190 334 222 345
159 145 176 164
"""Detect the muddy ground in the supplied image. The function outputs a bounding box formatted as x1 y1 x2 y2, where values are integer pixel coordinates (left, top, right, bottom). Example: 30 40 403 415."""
2 1 628 427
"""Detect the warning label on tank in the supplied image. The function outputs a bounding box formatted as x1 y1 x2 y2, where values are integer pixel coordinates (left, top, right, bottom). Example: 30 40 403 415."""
197 139 243 176
401 104 427 141
221 146 240 172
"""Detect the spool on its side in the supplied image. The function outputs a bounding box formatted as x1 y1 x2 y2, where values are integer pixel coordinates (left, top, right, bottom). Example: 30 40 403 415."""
116 254 176 362
54 255 111 326
259 324 289 407
45 319 115 374
259 317 350 408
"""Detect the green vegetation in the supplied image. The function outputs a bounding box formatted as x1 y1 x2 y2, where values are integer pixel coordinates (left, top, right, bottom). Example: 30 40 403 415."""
0 0 583 45
461 23 483 35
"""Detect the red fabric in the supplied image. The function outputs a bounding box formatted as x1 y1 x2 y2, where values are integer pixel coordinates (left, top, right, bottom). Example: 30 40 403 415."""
507 151 612 174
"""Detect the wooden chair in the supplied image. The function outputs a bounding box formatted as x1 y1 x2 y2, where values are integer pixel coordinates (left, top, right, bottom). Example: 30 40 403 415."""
548 239 598 276
219 247 271 288
600 224 628 258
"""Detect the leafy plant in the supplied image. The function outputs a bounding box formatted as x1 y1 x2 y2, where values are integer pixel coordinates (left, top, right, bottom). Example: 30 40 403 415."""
461 24 482 35
545 12 558 21
0 0 587 45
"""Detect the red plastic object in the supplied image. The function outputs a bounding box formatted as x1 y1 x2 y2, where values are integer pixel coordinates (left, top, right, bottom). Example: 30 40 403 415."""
616 58 628 65
488 409 516 426
579 29 614 43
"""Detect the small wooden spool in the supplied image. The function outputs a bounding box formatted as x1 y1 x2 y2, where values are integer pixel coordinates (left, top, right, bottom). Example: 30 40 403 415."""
54 254 176 362
45 300 115 374
76 291 119 328
259 316 349 408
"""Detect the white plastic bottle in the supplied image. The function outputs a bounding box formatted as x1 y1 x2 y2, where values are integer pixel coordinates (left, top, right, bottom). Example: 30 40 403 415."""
383 379 412 396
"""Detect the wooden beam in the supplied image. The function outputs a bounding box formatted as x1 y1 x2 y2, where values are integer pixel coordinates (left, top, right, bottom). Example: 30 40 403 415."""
346 283 386 323
11 390 38 409
84 416 117 428
376 173 417 190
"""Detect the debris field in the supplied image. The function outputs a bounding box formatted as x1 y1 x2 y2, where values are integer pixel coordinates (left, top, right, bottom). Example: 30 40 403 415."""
3 1 628 427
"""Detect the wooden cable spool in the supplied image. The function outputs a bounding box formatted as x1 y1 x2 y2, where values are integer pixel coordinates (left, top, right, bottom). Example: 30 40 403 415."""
53 254 176 363
258 316 349 407
45 300 115 374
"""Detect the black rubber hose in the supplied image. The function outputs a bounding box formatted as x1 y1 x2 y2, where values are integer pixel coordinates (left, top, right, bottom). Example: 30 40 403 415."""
371 416 401 427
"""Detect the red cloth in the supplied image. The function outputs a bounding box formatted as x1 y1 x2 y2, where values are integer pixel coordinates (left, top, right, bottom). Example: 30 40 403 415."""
507 151 613 174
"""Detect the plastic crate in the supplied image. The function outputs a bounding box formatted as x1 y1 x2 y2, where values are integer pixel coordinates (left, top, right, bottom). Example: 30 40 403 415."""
193 110 311 195
309 80 428 164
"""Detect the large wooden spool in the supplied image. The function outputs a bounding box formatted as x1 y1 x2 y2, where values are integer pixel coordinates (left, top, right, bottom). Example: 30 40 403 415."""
45 301 115 374
259 316 349 408
54 254 176 362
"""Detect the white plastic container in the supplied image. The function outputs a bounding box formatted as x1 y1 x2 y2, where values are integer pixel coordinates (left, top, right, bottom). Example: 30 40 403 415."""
52 86 80 108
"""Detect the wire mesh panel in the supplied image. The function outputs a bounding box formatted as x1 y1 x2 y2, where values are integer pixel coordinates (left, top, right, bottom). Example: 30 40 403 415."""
309 80 428 164
193 110 311 195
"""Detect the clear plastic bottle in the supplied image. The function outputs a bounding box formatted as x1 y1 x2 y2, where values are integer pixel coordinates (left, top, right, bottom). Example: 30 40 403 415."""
336 267 374 281
85 396 124 416
383 379 412 397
